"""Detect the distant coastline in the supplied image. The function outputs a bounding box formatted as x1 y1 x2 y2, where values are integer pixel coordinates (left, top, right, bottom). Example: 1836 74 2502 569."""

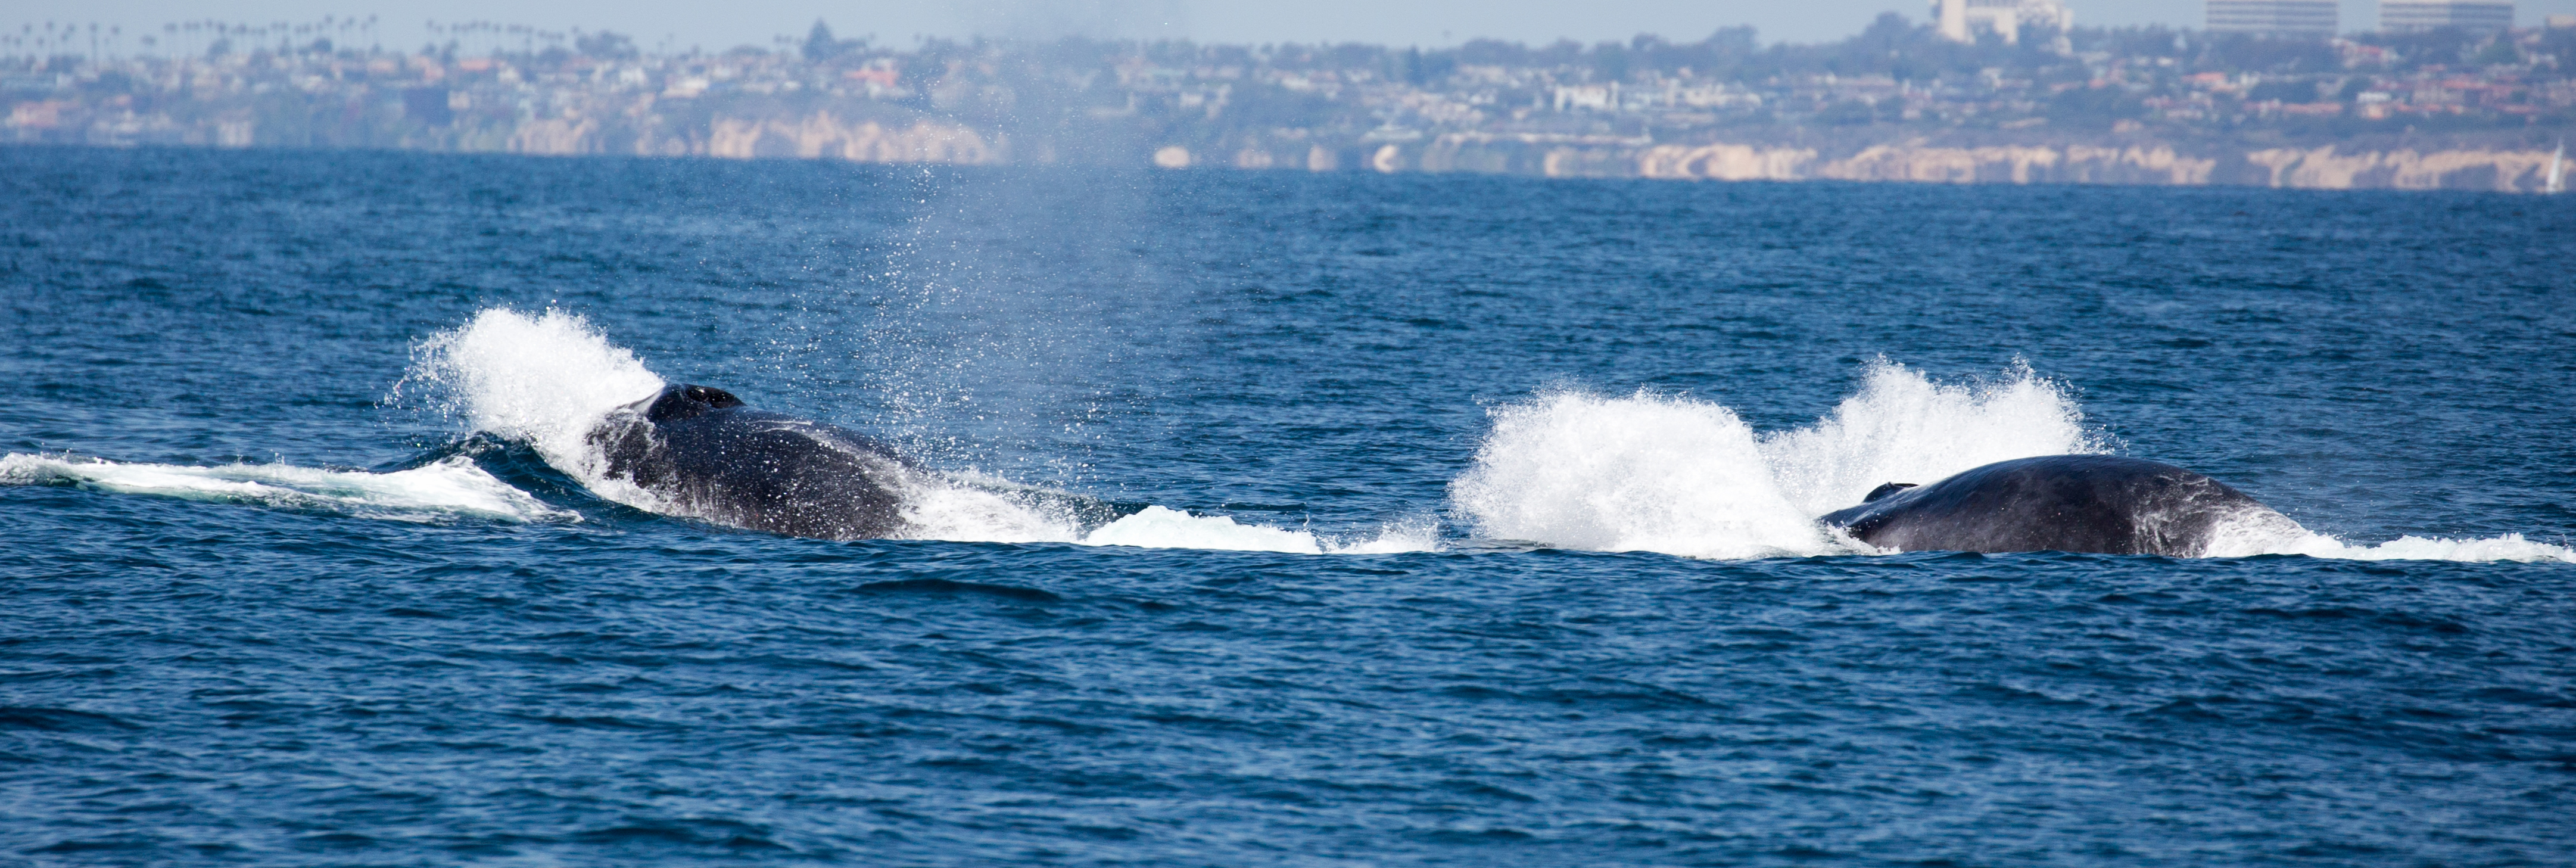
8 15 2571 192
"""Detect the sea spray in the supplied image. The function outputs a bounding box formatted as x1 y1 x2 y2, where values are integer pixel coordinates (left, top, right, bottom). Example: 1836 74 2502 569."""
1450 388 1834 559
1759 360 2105 516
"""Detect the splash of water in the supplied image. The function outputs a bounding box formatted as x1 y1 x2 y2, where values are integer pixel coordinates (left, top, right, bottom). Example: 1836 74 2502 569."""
1450 388 1830 559
1450 362 2094 559
1759 360 2107 517
1450 362 2567 564
401 307 666 494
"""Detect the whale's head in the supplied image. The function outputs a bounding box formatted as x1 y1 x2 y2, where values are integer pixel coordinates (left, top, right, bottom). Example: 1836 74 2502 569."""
641 384 746 422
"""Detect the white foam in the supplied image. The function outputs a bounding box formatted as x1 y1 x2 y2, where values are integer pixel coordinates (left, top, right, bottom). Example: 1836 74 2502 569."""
1080 507 1440 555
895 472 1086 545
2282 533 2576 564
2207 514 2576 563
1082 506 1325 553
0 453 571 523
897 474 1439 555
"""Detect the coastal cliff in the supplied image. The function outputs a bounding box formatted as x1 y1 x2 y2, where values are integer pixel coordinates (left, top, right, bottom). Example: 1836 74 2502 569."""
1382 136 2561 192
497 111 1001 164
26 92 2550 191
14 18 2574 195
701 114 1001 164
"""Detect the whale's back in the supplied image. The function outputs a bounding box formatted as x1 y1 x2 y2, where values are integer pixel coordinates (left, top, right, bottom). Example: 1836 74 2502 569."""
1821 455 2279 556
590 385 911 540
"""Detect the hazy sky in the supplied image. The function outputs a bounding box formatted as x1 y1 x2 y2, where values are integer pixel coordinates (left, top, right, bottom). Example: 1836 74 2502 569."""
11 1 2576 57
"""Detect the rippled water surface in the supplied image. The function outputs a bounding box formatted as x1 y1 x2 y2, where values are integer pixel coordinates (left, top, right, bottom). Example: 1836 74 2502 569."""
4 146 2574 866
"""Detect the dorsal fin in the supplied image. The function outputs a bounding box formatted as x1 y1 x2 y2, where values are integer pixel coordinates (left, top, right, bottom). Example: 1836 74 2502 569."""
644 384 745 421
1862 481 1918 503
680 385 743 409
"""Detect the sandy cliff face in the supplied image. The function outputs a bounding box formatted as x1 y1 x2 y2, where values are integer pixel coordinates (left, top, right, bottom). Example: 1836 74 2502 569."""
1563 138 2557 192
2243 146 2559 192
500 111 1004 163
507 118 598 155
485 104 2556 192
1811 142 2217 186
704 113 1002 164
1636 144 1816 181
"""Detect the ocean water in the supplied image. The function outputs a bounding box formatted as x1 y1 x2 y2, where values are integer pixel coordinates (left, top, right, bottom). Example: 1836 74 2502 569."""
4 145 2573 866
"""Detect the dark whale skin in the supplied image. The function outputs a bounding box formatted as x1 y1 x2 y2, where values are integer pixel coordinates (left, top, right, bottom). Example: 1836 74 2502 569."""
1818 455 2276 556
586 384 912 540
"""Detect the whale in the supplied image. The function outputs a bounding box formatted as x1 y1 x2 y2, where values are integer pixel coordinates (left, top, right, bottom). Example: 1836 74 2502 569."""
585 384 914 540
1818 455 2286 556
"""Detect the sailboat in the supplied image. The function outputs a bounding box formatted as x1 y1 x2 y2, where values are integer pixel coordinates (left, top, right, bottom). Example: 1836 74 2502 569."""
2549 138 2566 195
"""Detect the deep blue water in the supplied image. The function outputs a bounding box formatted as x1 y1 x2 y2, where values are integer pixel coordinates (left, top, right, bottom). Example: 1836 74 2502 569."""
4 145 2575 866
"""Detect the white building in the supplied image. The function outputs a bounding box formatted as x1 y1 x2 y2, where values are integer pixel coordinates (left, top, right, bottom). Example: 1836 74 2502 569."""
1930 0 2074 45
2379 1 2515 33
2207 0 2340 38
1553 83 1616 111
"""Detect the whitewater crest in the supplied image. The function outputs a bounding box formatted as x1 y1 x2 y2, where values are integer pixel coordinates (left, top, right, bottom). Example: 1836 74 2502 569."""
406 307 1435 555
0 453 571 523
1450 362 2572 564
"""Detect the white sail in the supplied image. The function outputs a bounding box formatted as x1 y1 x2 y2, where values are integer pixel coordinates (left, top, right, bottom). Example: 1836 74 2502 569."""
2550 139 2566 195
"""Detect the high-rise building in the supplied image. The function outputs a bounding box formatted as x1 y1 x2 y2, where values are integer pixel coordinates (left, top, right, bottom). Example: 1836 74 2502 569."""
2207 1 2340 37
1929 0 2074 45
2379 1 2515 33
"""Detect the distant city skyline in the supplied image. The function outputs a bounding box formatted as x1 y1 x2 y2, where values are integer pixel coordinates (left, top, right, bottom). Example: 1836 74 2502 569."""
10 0 2576 58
